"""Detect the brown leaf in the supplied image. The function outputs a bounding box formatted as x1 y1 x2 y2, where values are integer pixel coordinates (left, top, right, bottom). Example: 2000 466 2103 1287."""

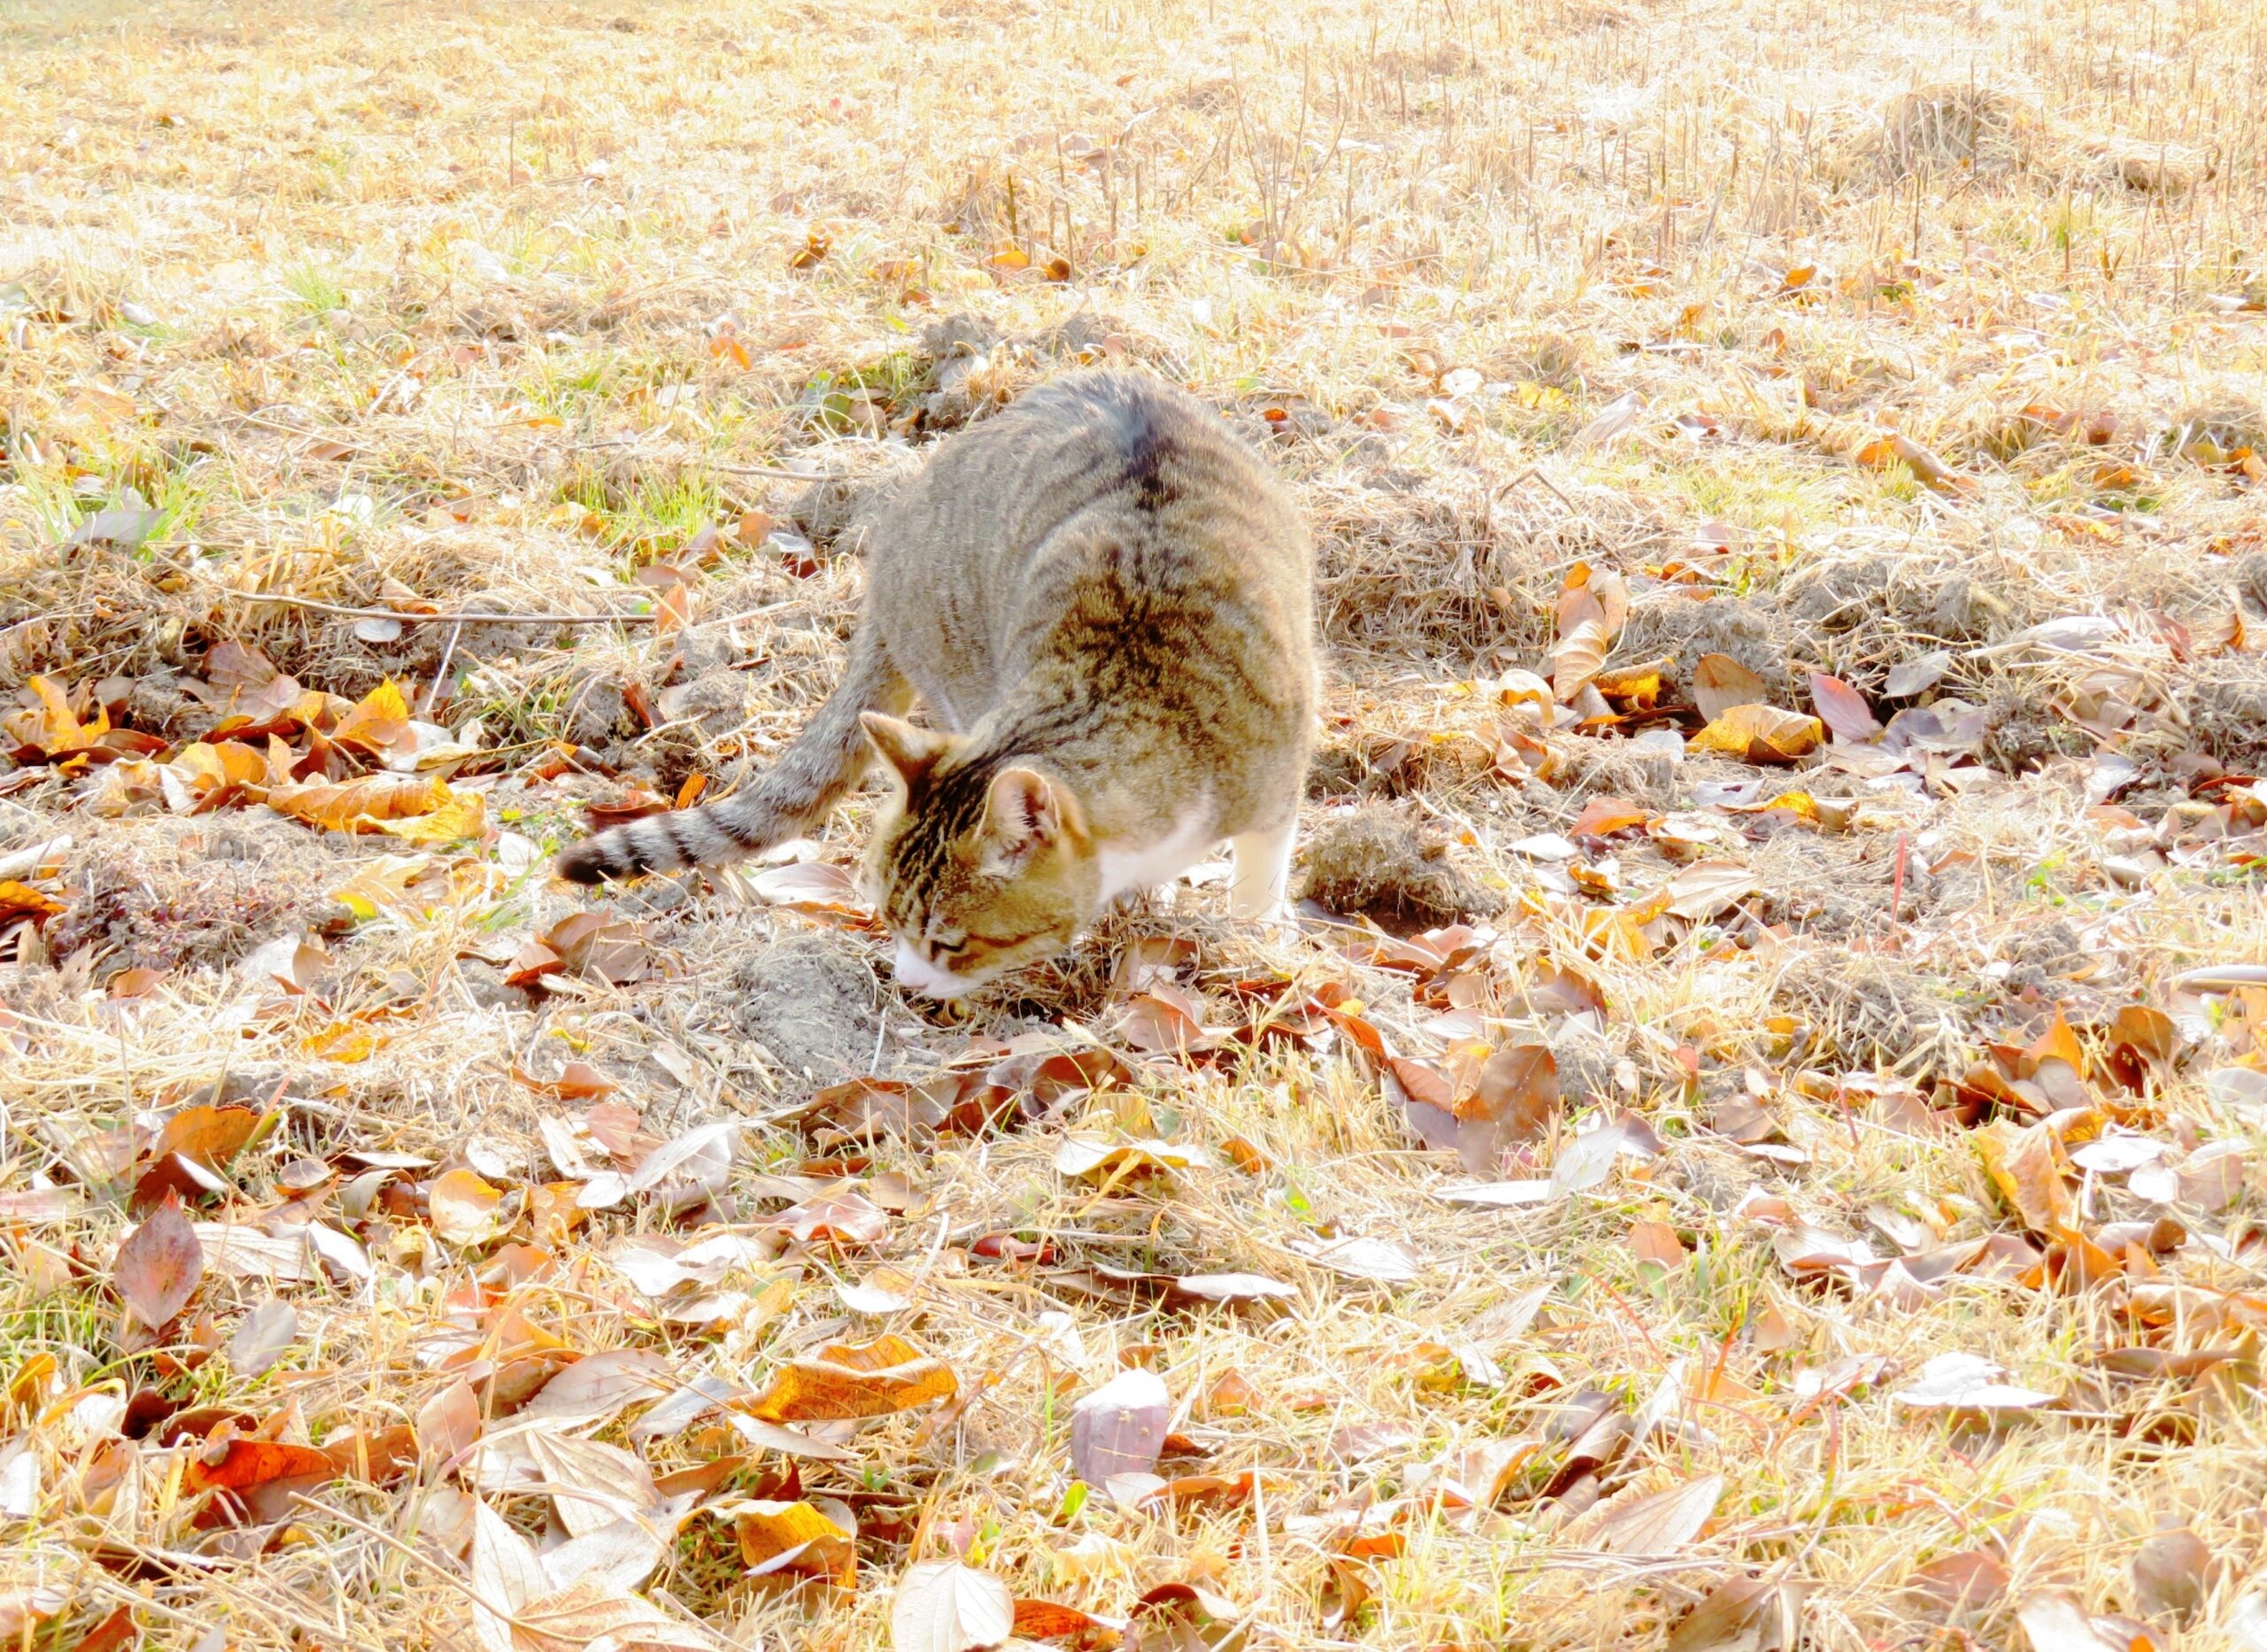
1458 1043 1561 1172
1687 704 1823 764
1572 795 1650 838
1011 1600 1122 1648
1692 654 1768 722
1667 1575 1800 1652
1908 1550 2010 1616
1548 617 1612 703
2132 1527 2214 1623
419 1377 484 1461
1976 1120 2072 1232
746 1334 957 1422
154 1104 266 1172
1809 673 1881 742
1070 1367 1170 1486
114 1191 204 1328
1588 1473 1723 1555
227 1300 298 1378
185 1438 339 1525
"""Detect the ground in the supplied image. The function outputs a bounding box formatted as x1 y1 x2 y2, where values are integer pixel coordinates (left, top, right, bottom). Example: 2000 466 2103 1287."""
2 0 2265 1648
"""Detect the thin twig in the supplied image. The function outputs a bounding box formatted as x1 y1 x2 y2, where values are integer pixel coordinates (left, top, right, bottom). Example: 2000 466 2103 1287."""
421 618 465 718
230 592 656 625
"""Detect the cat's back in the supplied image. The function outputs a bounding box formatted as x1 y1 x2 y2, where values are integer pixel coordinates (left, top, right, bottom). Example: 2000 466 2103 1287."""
877 371 1309 587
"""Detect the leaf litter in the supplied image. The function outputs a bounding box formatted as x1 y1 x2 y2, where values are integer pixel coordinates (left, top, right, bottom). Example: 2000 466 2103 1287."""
4 0 2267 1648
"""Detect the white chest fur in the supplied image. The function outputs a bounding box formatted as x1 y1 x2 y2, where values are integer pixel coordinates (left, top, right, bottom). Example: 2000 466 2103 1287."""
1095 803 1218 903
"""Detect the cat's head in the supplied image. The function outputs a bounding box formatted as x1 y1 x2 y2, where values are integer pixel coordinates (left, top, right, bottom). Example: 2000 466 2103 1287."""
860 713 1097 998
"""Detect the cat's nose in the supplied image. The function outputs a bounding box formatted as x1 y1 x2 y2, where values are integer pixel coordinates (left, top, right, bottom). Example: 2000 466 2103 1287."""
892 938 971 1000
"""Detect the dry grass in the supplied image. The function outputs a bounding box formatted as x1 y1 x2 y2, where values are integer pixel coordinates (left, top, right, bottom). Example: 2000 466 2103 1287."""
4 0 2267 1647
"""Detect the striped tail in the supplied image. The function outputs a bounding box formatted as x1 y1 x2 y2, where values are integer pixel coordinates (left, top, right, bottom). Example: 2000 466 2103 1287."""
555 629 904 884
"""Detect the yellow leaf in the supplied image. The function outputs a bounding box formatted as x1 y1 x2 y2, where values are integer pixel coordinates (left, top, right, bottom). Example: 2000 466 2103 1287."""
380 788 484 845
1976 1120 2071 1232
745 1334 956 1422
332 677 412 755
1686 705 1823 764
270 773 449 833
731 1499 855 1583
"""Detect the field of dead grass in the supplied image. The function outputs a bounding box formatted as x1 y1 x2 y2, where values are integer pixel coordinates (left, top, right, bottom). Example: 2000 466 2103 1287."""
3 0 2266 1647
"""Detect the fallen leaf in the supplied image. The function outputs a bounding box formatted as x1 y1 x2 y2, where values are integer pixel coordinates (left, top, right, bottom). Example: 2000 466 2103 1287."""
114 1191 204 1328
747 1334 957 1422
510 1575 718 1651
1665 861 1760 922
429 1168 507 1247
891 1560 1015 1652
1289 1235 1420 1285
1589 1474 1724 1555
1071 1367 1171 1487
1693 654 1769 722
1688 705 1824 764
525 1349 673 1423
2016 1591 2126 1652
228 1300 298 1378
1809 674 1881 741
269 772 452 832
2132 1527 2214 1623
1052 1136 1213 1183
1893 1353 2055 1411
1886 650 1953 698
1908 1550 2011 1616
732 1498 856 1584
1976 1120 2072 1232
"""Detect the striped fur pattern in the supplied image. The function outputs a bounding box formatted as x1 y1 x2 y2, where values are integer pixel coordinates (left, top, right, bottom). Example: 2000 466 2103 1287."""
556 370 1316 994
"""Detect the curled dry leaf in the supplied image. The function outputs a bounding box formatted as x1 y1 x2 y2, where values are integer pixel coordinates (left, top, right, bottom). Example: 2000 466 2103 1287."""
1975 1120 2072 1233
732 1498 856 1584
268 772 455 833
1687 705 1824 764
746 1333 957 1422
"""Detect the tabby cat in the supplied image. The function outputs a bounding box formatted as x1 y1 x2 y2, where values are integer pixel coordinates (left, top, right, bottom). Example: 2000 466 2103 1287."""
556 370 1315 998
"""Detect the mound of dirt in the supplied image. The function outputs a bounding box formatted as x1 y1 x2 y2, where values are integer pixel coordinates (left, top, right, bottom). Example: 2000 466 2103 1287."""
2186 653 2267 773
1773 950 1956 1073
729 926 882 1085
1299 805 1497 930
1618 591 1795 706
45 817 364 977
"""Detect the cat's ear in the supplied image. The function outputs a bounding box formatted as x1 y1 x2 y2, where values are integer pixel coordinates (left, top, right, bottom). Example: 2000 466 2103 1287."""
979 766 1080 871
861 713 952 785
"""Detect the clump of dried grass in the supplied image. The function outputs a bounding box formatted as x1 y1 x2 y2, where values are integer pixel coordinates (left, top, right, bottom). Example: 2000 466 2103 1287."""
1862 83 2044 183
